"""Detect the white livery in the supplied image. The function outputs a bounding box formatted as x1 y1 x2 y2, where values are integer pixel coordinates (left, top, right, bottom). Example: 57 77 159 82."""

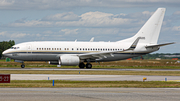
2 8 174 69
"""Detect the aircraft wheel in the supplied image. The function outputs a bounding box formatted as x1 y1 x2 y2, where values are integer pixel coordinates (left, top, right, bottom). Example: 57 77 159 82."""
21 64 25 68
79 62 85 69
86 63 92 69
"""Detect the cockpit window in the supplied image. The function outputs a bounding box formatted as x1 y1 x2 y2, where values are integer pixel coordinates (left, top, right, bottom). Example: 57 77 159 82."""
10 47 20 49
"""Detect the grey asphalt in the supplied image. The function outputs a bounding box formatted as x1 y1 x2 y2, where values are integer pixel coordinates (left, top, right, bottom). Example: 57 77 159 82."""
1 68 180 71
11 74 180 81
0 88 180 101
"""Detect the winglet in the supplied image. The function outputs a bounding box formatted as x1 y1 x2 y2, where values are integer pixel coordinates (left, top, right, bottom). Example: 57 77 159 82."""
90 37 94 42
127 37 145 50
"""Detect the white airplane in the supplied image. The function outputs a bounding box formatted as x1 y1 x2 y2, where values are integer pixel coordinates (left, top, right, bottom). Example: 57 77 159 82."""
3 8 174 69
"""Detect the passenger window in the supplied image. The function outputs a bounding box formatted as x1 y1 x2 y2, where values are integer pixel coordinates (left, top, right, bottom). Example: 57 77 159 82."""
37 48 38 50
39 48 41 50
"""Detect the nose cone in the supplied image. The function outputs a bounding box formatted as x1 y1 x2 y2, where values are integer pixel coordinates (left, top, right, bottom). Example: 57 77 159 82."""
2 50 8 57
2 49 14 58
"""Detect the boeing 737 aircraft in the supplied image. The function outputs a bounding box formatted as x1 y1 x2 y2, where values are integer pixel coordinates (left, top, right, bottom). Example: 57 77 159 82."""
2 8 174 69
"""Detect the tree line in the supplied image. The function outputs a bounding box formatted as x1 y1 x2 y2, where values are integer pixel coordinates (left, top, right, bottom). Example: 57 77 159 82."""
0 40 15 58
133 53 180 60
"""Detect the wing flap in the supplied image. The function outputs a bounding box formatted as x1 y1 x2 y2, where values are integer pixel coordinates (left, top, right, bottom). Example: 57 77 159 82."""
78 37 144 60
78 51 120 60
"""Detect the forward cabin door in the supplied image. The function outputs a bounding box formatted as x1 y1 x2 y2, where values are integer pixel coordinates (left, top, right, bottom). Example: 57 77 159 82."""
27 44 32 54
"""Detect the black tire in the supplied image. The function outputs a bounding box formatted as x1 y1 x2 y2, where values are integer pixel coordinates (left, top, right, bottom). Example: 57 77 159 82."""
86 63 92 69
21 64 25 68
79 62 85 69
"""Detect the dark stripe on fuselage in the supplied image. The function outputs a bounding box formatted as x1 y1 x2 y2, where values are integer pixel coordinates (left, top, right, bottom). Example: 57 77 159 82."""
6 51 149 55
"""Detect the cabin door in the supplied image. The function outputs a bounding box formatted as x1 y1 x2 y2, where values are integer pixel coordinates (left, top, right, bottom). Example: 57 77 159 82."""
27 44 32 54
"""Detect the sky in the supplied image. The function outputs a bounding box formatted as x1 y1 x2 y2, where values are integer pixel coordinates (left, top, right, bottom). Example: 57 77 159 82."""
0 0 180 53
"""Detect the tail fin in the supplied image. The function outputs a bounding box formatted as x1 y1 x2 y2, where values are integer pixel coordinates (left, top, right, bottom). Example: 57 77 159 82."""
119 8 166 44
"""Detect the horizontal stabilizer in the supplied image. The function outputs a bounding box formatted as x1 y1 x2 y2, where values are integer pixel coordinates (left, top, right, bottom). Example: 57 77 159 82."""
145 42 175 48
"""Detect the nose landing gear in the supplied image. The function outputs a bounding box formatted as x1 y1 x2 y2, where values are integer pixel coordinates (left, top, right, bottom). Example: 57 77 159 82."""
21 62 25 68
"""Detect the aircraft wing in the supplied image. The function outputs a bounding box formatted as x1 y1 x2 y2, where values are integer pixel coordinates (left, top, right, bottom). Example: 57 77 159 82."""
78 37 144 60
145 42 175 48
78 50 123 60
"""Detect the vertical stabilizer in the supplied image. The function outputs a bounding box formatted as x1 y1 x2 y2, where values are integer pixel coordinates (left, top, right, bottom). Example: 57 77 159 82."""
119 8 166 45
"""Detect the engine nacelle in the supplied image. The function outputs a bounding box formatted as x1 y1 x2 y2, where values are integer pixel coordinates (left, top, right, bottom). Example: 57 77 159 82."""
59 55 80 66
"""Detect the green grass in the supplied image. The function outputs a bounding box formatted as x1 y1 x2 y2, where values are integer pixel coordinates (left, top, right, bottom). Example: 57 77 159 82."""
1 59 180 69
0 80 180 88
1 64 180 69
1 70 180 76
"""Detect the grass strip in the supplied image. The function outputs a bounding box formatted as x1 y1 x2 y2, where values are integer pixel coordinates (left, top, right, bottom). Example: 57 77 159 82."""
0 80 180 88
1 70 180 76
1 65 180 69
1 59 180 69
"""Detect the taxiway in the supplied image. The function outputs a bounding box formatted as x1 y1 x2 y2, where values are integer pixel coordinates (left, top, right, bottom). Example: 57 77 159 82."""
0 88 180 101
11 74 180 81
1 68 180 71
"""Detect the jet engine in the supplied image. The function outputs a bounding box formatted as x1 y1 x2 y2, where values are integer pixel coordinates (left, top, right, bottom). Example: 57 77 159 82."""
59 55 80 66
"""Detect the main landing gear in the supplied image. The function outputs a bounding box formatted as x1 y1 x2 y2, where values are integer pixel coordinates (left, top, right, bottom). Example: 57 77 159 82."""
79 62 92 69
